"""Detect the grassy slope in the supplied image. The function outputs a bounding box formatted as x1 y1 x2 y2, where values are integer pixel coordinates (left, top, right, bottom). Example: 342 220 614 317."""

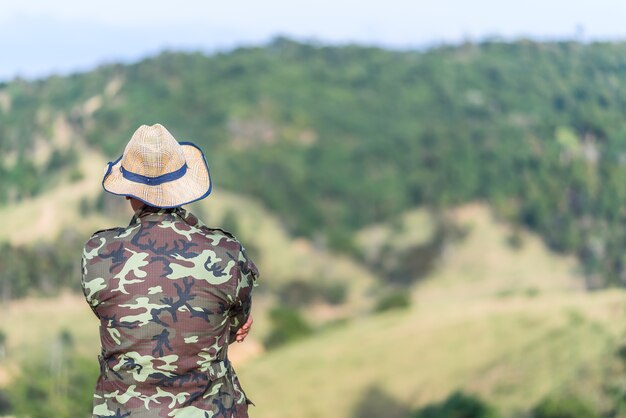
236 204 625 418
415 203 585 305
239 291 623 418
0 148 113 245
2 185 622 418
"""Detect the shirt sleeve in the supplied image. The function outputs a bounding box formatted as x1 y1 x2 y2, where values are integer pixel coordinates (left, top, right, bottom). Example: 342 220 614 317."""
81 238 104 319
228 245 259 343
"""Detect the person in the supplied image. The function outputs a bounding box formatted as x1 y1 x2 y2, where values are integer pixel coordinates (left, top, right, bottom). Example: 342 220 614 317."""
81 123 259 418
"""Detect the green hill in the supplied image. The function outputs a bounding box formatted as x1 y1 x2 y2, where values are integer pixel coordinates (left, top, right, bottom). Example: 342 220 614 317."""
237 204 623 418
3 39 626 284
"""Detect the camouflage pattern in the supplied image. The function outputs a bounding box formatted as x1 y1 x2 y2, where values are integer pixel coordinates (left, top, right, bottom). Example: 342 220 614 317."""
81 205 258 418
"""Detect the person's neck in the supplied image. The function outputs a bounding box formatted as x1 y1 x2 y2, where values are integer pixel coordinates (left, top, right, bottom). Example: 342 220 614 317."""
127 197 148 213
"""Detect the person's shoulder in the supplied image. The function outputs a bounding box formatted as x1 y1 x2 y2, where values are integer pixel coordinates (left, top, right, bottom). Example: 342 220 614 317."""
196 224 245 253
199 226 242 248
201 226 237 240
186 213 259 278
84 226 126 247
179 208 241 245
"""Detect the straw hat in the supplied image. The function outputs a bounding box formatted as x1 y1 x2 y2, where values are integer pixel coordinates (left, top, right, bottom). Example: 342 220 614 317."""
102 124 212 208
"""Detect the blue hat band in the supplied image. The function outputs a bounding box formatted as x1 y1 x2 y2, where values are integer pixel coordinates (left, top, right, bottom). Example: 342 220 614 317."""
121 163 188 186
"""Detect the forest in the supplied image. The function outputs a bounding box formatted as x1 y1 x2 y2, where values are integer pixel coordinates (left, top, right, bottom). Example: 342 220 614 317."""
2 37 626 292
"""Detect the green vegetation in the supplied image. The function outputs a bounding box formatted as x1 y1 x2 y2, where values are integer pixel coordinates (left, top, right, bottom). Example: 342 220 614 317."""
374 290 411 312
0 390 10 415
0 329 6 361
530 395 599 418
0 232 83 302
365 215 468 286
530 396 600 418
277 279 347 307
351 386 413 418
414 392 499 418
3 39 626 284
263 306 314 349
6 329 97 418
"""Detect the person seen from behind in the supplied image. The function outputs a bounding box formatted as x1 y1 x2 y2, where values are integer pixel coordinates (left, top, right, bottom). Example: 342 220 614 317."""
81 123 258 417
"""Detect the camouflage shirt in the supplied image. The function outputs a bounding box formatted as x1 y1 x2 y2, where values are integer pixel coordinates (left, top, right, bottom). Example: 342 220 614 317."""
81 205 258 418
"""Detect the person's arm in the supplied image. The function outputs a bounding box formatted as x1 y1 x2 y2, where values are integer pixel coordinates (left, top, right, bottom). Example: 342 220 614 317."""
228 245 259 343
80 239 103 319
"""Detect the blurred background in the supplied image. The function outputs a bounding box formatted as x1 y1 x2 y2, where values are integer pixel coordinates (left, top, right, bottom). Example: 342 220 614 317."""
3 1 626 417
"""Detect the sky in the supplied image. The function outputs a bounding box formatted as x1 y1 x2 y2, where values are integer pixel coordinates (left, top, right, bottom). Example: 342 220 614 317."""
1 0 626 81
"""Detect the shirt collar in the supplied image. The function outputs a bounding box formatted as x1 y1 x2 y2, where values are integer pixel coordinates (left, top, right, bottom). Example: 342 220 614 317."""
128 205 183 225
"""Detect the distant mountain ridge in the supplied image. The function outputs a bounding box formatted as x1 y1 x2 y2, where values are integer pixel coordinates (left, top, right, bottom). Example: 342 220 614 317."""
2 37 626 284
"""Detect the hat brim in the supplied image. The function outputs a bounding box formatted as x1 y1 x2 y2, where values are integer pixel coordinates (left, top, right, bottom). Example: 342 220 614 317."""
102 141 212 208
